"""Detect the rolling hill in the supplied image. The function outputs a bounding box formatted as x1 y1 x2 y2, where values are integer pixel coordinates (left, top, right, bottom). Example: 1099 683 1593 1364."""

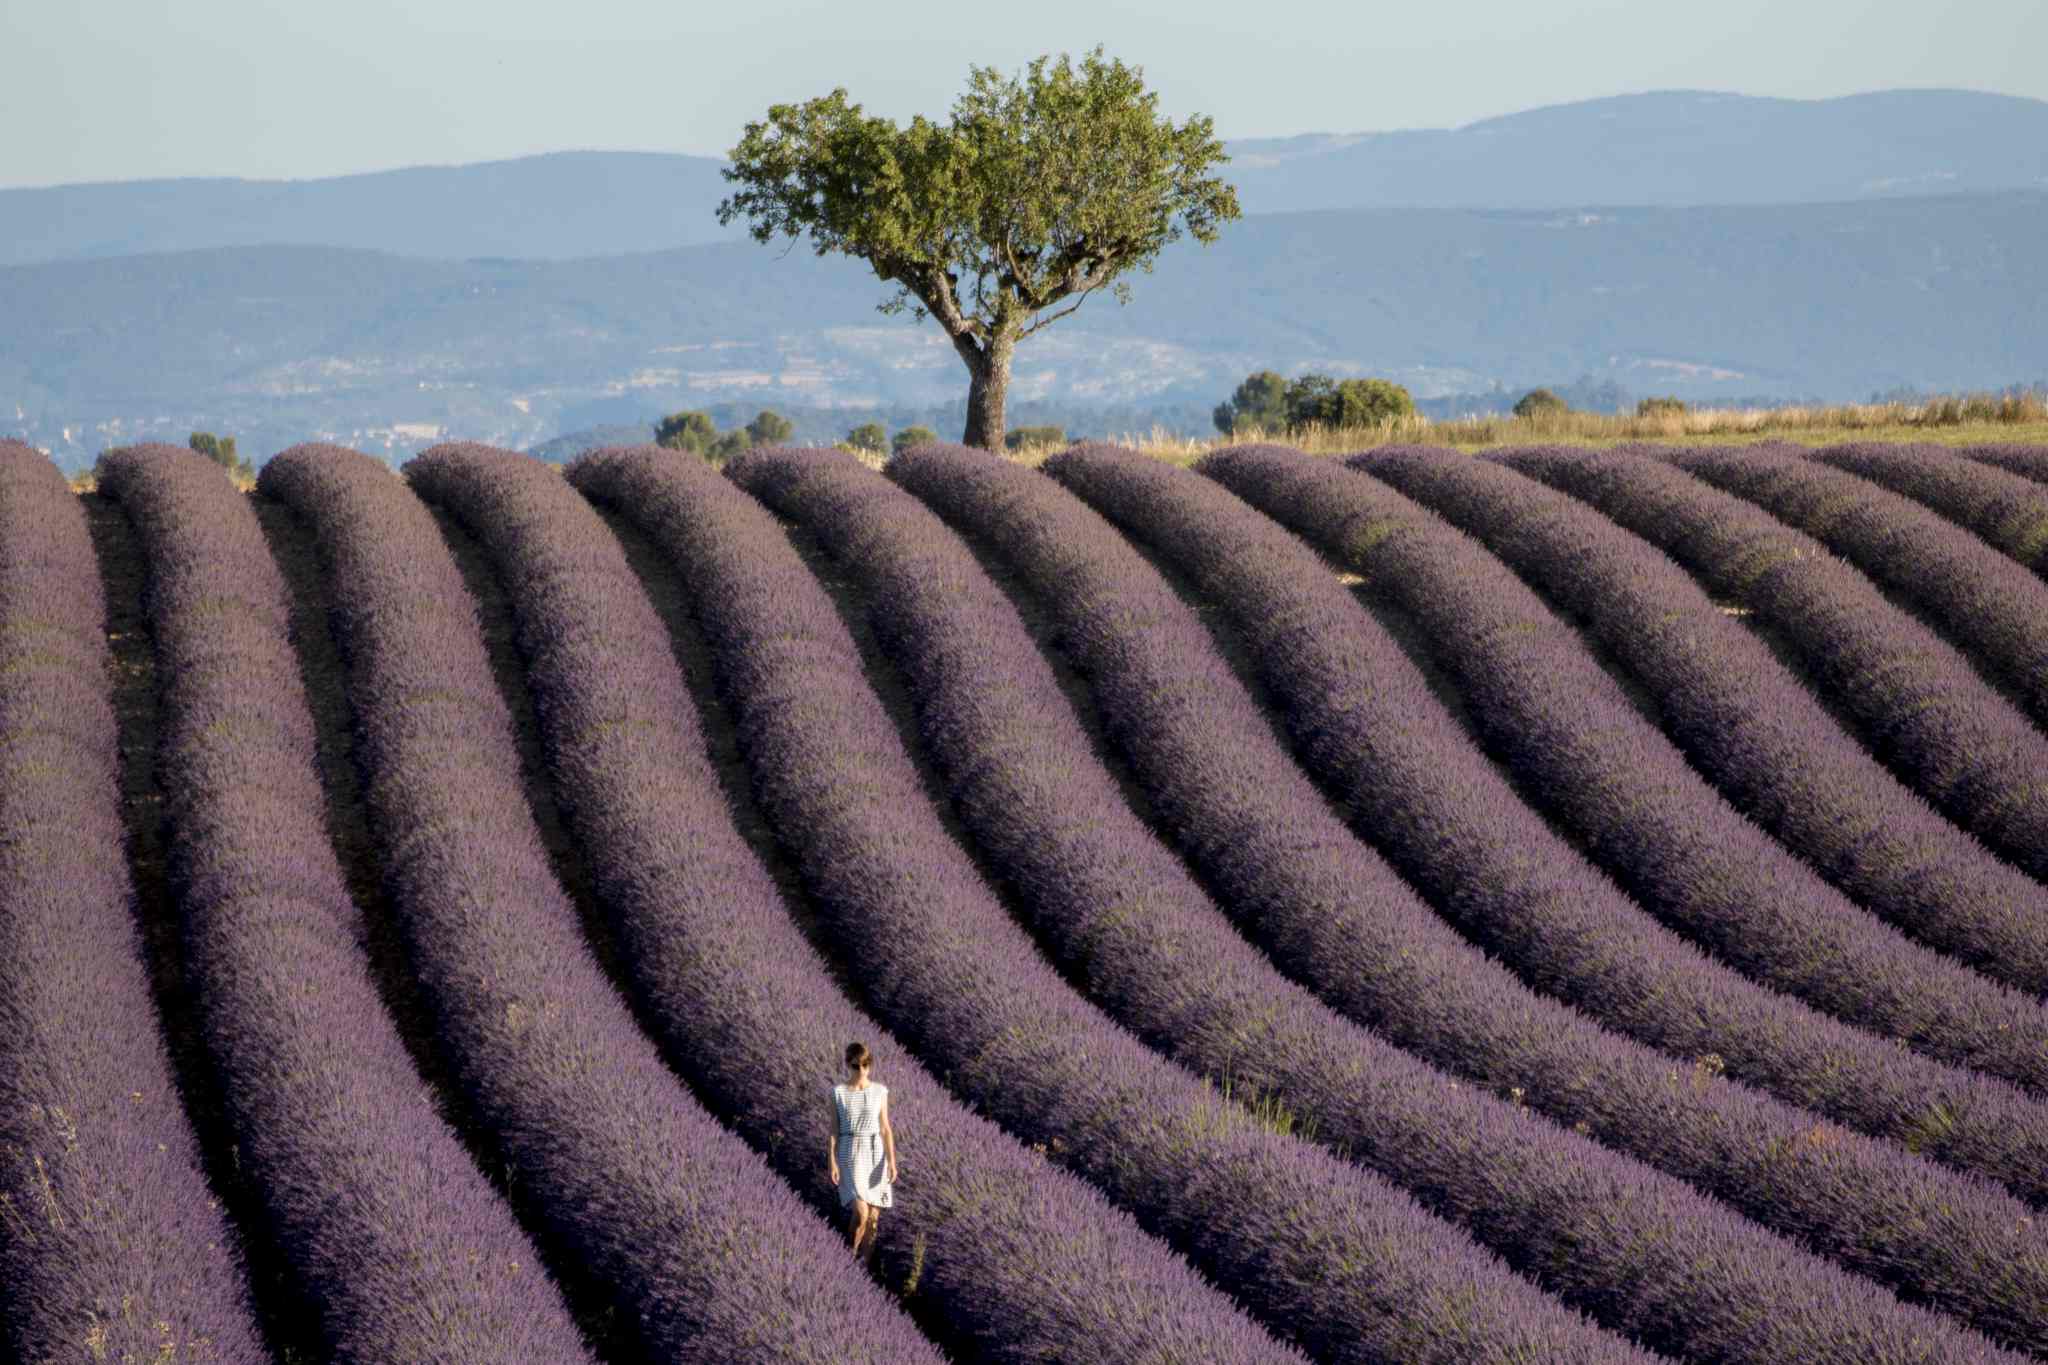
5 191 2043 467
3 89 2043 267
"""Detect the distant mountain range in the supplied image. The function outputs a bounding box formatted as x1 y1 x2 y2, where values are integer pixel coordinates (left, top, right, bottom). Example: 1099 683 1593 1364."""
4 90 2044 267
7 190 2043 469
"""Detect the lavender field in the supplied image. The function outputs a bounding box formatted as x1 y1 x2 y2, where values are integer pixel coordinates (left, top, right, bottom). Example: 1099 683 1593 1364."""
4 433 2048 1364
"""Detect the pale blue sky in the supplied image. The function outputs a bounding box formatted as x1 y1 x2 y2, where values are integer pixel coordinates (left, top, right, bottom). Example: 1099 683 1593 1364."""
3 0 2043 189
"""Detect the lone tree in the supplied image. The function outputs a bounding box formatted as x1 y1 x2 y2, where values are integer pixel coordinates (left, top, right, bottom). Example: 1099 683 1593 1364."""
845 421 888 454
744 409 793 445
720 48 1239 450
891 424 939 457
1512 387 1569 418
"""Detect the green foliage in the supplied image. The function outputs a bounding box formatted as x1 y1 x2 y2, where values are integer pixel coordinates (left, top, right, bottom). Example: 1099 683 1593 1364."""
1637 396 1689 418
1280 375 1342 429
719 47 1240 449
891 425 940 457
656 407 788 459
1333 377 1415 427
655 410 718 453
744 409 793 446
719 48 1237 329
1513 388 1570 418
1004 425 1066 451
189 430 251 479
1260 374 1417 431
845 421 888 453
1213 370 1289 435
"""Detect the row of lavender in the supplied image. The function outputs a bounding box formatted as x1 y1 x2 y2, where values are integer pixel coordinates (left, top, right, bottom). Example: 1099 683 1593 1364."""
1355 445 2048 1000
256 445 941 1364
953 442 2047 1348
569 445 1657 1364
403 442 1294 1364
1686 445 2048 733
1273 445 2048 1094
94 443 595 1362
1199 446 2048 1184
1519 446 2048 885
0 441 266 1362
1817 443 2048 579
742 442 2038 1359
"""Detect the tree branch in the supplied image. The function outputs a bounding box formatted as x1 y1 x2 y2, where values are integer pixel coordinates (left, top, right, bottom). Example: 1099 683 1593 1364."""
1017 287 1098 339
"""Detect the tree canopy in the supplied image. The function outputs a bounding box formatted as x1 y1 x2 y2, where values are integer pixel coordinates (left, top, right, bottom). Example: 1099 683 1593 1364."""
655 410 717 454
891 425 939 457
1513 388 1569 418
719 49 1239 450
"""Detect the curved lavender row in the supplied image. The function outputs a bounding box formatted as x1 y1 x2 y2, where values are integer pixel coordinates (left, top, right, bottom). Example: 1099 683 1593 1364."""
408 443 1291 1365
747 443 2036 1361
571 445 1652 1365
1816 442 2048 577
259 444 937 1365
1523 445 2048 886
1035 441 2048 1348
1315 445 2048 1091
0 442 267 1364
1201 444 2048 1206
1967 444 2048 505
1392 446 2048 999
1367 446 2048 1065
1681 444 2048 735
95 443 592 1363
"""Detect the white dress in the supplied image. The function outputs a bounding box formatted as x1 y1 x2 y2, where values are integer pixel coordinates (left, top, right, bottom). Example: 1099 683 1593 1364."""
833 1082 892 1210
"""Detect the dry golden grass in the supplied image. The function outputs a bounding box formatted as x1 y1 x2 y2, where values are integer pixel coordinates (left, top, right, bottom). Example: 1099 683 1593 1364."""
59 392 2048 488
1025 393 2048 468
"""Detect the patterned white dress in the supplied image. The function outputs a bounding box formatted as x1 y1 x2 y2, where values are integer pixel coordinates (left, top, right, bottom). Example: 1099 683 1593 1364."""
833 1082 892 1210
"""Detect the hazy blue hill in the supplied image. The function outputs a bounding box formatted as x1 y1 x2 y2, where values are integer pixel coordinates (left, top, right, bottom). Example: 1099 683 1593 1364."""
0 150 738 267
1226 89 2048 212
6 192 2042 468
4 91 2044 266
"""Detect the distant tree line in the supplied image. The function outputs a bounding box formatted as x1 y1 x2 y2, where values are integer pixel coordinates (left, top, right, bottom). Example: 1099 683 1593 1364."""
1213 371 1416 435
654 408 1064 460
654 408 794 459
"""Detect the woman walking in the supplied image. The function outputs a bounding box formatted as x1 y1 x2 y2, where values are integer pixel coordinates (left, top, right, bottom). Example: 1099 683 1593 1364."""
829 1042 897 1262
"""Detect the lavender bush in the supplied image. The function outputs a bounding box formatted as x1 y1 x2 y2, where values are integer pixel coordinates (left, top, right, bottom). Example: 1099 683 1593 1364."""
1199 444 2048 1206
1680 444 2048 733
1966 443 2048 509
95 442 593 1363
741 441 2044 1358
1427 446 2048 997
1517 445 2048 886
0 440 267 1364
569 443 1655 1365
406 442 1294 1365
259 442 938 1365
1815 441 2048 576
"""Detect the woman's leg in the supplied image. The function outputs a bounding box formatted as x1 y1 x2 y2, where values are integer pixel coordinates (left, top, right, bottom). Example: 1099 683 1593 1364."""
861 1208 881 1268
848 1198 872 1255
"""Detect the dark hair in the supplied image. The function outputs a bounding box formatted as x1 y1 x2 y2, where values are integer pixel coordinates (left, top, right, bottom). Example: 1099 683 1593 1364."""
845 1042 872 1071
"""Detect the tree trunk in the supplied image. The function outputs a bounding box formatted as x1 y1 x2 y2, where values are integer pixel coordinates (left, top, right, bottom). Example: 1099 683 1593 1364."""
962 328 1016 451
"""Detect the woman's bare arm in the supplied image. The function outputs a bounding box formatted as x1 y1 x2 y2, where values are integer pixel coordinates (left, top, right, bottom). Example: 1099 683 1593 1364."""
828 1095 840 1184
880 1093 898 1180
